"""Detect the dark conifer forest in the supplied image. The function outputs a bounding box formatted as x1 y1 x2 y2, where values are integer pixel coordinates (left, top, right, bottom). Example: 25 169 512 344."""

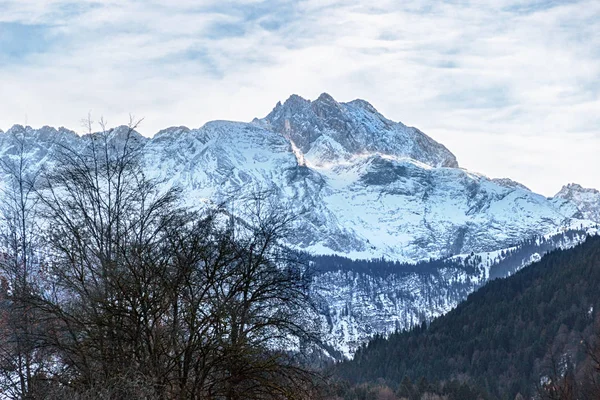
331 236 600 400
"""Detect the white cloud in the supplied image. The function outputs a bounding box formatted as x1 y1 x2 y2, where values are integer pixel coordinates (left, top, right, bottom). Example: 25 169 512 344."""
0 0 598 196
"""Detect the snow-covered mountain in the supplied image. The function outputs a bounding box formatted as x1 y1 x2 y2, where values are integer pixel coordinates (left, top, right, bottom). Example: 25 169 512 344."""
1 93 599 358
552 183 600 223
146 94 597 262
2 94 596 262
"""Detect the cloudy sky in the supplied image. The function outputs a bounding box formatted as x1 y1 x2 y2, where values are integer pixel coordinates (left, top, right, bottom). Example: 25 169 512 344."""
0 0 598 196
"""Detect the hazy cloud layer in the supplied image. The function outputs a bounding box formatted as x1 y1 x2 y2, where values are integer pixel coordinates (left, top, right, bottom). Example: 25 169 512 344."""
0 0 598 195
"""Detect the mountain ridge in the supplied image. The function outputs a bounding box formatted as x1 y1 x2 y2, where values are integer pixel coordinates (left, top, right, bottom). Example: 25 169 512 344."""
1 94 598 262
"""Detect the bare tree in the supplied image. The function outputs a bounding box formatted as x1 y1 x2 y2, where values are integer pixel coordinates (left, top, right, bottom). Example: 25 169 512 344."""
31 117 176 394
202 192 322 400
24 118 322 399
0 126 50 399
580 323 600 399
537 354 577 400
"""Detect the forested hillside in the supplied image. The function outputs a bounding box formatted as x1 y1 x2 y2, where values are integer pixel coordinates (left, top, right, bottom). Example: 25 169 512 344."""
332 236 600 399
310 228 596 358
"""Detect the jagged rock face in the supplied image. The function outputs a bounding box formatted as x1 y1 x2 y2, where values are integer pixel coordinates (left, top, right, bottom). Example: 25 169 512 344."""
552 183 600 223
259 93 458 169
0 94 596 262
313 266 479 358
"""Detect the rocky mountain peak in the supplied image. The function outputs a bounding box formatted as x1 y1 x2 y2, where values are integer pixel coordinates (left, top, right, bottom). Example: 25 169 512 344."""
555 183 600 198
316 92 336 102
3 124 79 144
278 94 311 114
553 183 600 223
103 125 145 139
153 126 191 142
6 124 26 133
261 93 458 169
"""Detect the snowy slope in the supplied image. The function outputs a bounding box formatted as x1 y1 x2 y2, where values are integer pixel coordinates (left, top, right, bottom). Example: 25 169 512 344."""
1 95 595 263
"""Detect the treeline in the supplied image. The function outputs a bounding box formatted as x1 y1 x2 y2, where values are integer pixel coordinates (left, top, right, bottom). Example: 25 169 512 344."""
310 254 480 277
332 236 600 399
488 229 595 280
0 123 324 399
312 228 596 280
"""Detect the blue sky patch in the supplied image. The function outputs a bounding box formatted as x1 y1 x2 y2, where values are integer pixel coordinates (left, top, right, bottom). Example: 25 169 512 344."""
0 22 57 64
